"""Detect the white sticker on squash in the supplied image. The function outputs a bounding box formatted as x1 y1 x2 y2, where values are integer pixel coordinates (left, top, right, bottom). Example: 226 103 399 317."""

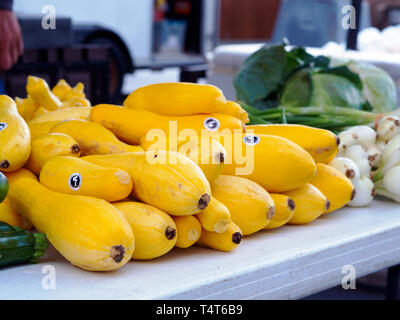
243 135 260 146
0 123 7 131
203 117 220 131
68 173 82 191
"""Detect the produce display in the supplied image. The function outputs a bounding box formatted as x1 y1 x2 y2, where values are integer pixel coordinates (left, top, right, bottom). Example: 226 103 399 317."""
236 44 400 132
0 74 398 274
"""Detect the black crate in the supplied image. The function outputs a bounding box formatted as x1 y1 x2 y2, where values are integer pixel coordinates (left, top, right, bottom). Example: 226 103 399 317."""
3 45 110 105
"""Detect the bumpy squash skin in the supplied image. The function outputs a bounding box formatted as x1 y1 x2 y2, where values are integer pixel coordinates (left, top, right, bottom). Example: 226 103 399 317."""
246 124 339 164
215 133 317 193
50 119 143 156
26 133 81 175
172 215 201 249
0 197 32 230
123 82 227 115
197 221 242 252
0 95 31 172
90 104 244 145
285 184 330 225
113 201 177 260
6 169 135 271
40 156 132 202
83 151 211 216
195 196 231 233
211 175 275 236
264 194 295 230
311 163 355 213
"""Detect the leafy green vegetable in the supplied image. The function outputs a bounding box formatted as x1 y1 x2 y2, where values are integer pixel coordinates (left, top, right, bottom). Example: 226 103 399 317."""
234 44 288 104
310 73 364 109
347 61 397 113
280 68 313 107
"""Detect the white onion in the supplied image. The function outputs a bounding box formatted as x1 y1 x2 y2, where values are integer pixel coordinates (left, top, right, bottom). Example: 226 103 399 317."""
348 177 375 207
329 157 360 182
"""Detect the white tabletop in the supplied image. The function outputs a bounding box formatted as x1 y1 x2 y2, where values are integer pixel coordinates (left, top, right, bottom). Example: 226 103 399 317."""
2 199 400 300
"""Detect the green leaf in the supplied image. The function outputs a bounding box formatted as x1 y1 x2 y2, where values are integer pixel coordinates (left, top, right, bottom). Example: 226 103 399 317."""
234 43 288 104
318 66 363 91
280 68 313 106
310 73 364 109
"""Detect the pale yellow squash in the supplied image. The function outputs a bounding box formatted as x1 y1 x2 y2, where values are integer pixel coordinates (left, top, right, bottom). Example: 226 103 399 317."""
25 133 81 175
211 175 275 236
6 169 135 271
113 201 176 260
197 221 242 252
40 156 132 202
0 95 31 172
264 194 295 230
172 215 201 249
50 119 143 156
83 151 211 216
0 197 32 230
195 196 231 233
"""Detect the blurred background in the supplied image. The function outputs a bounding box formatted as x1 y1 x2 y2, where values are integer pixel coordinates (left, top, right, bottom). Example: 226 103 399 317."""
5 0 400 105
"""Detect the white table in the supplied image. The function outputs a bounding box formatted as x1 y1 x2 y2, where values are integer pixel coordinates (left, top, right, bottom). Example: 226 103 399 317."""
1 200 400 300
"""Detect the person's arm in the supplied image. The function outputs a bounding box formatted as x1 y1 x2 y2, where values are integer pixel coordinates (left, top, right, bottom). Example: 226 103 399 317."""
0 0 23 72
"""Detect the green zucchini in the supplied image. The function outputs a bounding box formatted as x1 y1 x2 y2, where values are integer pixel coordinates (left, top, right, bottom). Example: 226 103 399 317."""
0 172 8 203
0 221 48 267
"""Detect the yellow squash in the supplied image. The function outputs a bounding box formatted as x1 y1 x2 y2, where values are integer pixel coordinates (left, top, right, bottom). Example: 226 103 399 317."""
211 175 275 235
197 221 242 252
28 107 92 139
83 151 211 216
51 79 71 101
264 194 295 230
143 136 226 183
15 96 38 121
50 119 143 156
28 106 91 124
214 133 317 193
113 201 177 260
0 197 32 230
123 82 227 115
310 163 355 213
246 124 339 164
0 95 31 172
40 156 132 202
6 169 134 271
26 76 62 110
285 183 330 225
195 196 231 233
26 133 81 175
172 215 201 249
32 106 49 119
123 83 249 122
90 104 244 145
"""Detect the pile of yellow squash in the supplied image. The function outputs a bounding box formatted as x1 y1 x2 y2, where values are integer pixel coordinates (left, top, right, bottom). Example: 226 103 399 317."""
0 77 355 272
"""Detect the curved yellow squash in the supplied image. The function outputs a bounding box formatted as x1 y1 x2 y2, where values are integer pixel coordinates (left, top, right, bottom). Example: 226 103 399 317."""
0 95 31 172
26 76 62 110
172 215 201 249
214 133 317 193
29 106 91 124
50 119 143 156
40 156 132 202
15 96 38 122
211 175 275 236
310 163 355 213
143 136 226 183
246 124 339 164
26 133 81 175
90 104 244 145
195 196 231 233
82 151 211 216
197 221 242 252
51 79 71 101
0 197 32 230
264 194 295 230
6 169 135 271
113 201 177 260
286 183 330 225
